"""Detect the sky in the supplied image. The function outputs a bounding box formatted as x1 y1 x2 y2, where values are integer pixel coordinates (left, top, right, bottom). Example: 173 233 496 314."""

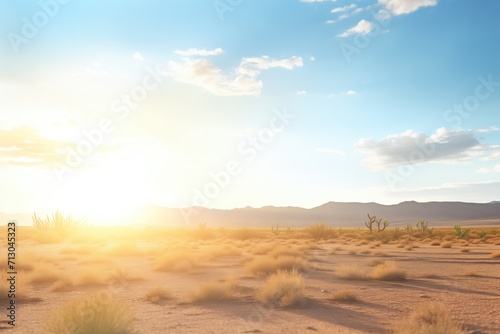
1 0 500 223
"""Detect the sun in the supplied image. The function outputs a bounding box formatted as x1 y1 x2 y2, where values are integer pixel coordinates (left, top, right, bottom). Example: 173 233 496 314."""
53 155 154 225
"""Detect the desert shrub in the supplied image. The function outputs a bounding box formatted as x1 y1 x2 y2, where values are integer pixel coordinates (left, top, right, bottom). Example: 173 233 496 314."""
430 240 441 246
153 249 197 272
256 269 305 308
269 245 307 258
245 255 307 276
32 211 88 237
144 287 172 303
188 280 237 303
335 264 368 280
28 265 61 284
45 293 133 334
491 250 500 258
305 223 336 239
76 268 108 286
227 228 265 240
50 278 74 292
389 302 465 334
331 289 358 302
370 261 406 281
206 244 241 258
453 225 470 240
440 241 453 248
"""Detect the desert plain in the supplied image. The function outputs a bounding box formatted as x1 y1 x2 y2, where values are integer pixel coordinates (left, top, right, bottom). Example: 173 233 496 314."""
1 223 499 334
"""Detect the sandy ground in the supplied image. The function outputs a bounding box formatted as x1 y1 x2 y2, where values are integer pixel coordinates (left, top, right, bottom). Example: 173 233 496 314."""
1 234 499 334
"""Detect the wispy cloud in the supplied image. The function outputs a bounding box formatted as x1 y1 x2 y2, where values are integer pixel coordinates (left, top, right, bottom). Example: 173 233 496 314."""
296 90 307 96
337 20 374 37
174 48 223 57
0 126 69 166
164 54 303 96
378 0 438 16
355 127 500 169
331 4 356 13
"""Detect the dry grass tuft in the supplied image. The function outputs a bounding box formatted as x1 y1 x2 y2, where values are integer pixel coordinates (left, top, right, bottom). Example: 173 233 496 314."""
370 261 406 281
460 248 469 253
188 280 237 303
245 255 307 276
491 250 500 258
256 269 305 308
153 249 197 272
335 264 368 280
440 241 453 248
144 287 172 303
330 289 358 302
45 293 133 334
389 302 465 334
28 265 61 284
77 268 108 286
49 278 74 292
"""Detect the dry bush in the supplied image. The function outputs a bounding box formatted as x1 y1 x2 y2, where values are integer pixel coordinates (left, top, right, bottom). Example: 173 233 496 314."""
245 255 307 276
335 264 368 280
28 265 62 284
372 250 388 256
250 243 277 255
206 244 241 258
430 240 441 246
256 269 305 308
440 241 453 248
106 241 143 257
76 268 108 286
144 287 172 303
389 302 465 334
188 280 237 303
227 228 265 240
491 250 500 258
348 249 357 255
360 249 372 255
331 289 358 302
460 248 469 253
305 223 336 240
45 293 133 334
153 249 197 272
371 261 406 281
269 245 307 258
50 278 74 292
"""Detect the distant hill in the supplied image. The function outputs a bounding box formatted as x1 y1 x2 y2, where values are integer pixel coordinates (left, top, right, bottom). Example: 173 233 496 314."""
121 201 500 228
3 201 500 227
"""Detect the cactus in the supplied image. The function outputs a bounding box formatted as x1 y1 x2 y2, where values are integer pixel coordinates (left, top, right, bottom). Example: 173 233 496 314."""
377 219 389 232
365 214 389 233
272 224 281 236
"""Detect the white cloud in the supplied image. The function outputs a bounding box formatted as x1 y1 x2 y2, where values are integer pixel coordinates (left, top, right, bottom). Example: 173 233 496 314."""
337 20 374 37
297 90 307 96
164 55 303 96
174 48 223 57
300 0 336 2
378 0 438 16
309 56 315 61
345 90 357 95
132 52 143 61
356 128 490 169
326 20 337 24
316 148 345 156
331 4 356 13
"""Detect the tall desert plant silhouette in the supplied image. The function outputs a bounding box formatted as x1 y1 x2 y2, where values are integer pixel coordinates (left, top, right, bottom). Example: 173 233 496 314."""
32 211 88 236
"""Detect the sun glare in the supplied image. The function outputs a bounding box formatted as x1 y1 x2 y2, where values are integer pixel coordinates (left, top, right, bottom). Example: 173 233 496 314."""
54 155 153 225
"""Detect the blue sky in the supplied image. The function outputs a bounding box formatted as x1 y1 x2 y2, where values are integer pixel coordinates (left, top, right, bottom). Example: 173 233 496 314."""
1 0 500 221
